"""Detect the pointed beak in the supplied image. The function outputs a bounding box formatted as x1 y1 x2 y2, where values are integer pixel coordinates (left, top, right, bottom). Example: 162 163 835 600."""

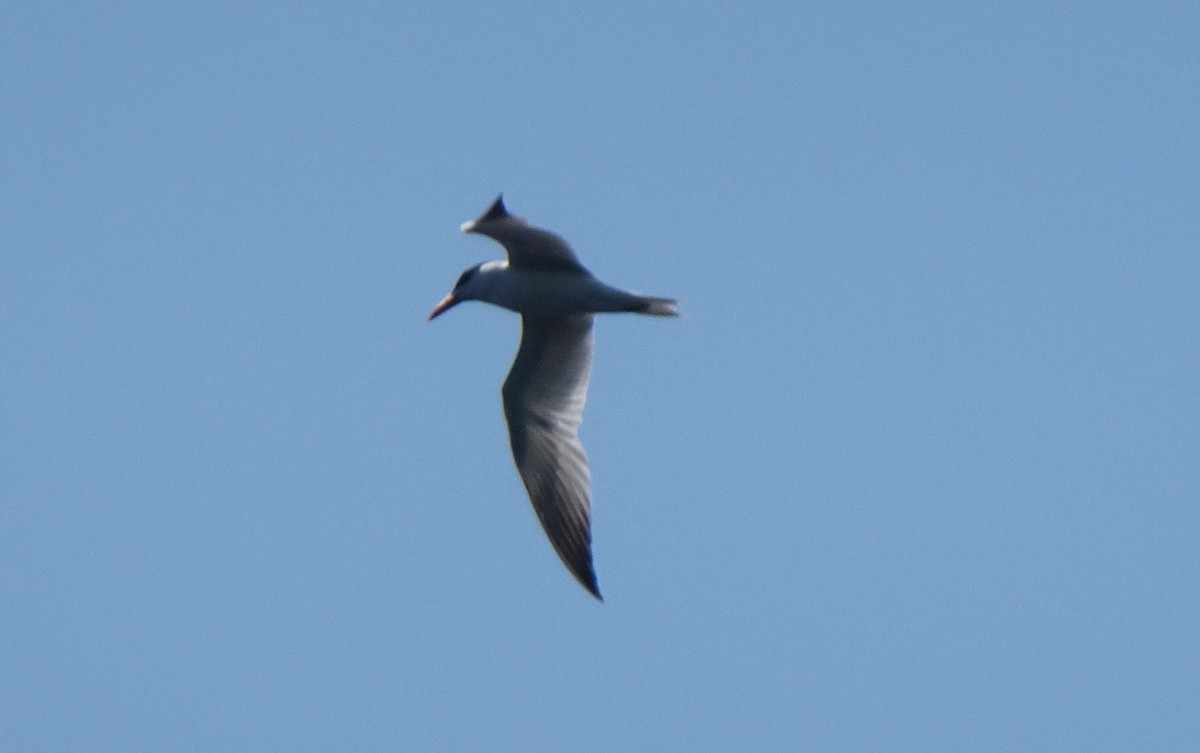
427 292 460 321
459 219 477 233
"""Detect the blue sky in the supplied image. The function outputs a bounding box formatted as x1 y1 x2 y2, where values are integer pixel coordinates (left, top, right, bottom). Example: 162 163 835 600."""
3 2 1198 750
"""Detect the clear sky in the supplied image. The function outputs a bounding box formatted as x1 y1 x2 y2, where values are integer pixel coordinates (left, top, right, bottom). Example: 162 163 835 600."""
3 2 1197 750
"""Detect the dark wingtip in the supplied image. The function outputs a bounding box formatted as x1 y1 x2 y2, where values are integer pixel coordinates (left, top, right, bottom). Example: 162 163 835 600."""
571 551 603 600
584 577 603 602
568 556 603 601
480 194 509 222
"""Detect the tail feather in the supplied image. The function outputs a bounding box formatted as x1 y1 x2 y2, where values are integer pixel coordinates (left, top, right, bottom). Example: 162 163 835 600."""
635 296 681 317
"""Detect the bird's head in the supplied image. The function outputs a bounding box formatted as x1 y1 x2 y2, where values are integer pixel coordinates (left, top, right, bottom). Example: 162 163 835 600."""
428 261 508 320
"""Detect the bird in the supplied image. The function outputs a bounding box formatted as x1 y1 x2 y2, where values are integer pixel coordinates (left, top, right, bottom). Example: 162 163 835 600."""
429 195 679 599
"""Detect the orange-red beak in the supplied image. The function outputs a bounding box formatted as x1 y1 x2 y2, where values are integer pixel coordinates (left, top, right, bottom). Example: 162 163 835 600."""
427 293 460 320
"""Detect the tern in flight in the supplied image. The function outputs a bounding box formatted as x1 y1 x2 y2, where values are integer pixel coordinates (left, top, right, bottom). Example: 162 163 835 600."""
429 196 679 599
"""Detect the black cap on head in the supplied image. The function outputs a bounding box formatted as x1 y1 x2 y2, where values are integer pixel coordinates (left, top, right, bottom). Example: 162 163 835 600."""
453 264 478 290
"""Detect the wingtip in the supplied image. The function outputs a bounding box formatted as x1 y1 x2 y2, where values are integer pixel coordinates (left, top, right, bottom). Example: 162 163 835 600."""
462 194 510 233
583 578 603 602
480 194 509 222
567 560 603 600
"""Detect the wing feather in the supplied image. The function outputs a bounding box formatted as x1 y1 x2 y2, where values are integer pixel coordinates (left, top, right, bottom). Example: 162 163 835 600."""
501 314 600 598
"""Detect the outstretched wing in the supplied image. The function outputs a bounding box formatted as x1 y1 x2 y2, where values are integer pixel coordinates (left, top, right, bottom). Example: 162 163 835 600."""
462 195 591 274
501 314 600 598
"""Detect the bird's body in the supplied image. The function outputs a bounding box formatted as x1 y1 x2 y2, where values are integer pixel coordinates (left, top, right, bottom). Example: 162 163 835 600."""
446 260 673 318
429 196 678 599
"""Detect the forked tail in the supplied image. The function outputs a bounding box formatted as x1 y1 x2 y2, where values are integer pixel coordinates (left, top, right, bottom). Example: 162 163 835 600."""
635 296 681 317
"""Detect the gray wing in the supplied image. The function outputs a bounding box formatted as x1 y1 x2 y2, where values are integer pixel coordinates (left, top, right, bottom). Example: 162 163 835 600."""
468 217 589 274
499 224 589 273
501 314 600 598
